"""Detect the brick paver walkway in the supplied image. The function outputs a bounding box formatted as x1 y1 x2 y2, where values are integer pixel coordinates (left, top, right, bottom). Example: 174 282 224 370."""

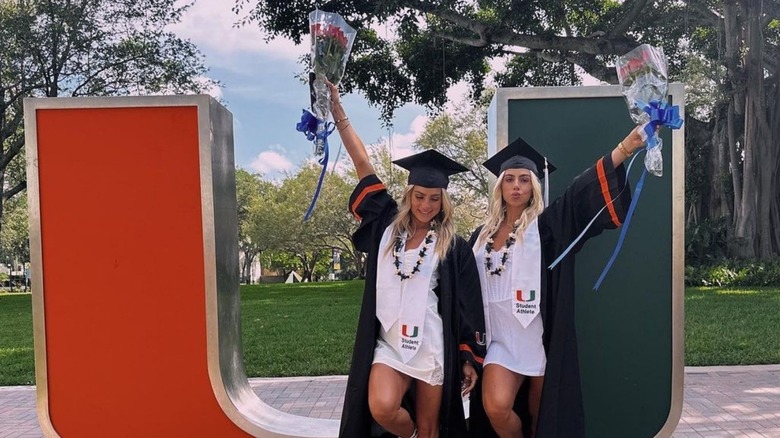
2 366 779 437
672 366 780 437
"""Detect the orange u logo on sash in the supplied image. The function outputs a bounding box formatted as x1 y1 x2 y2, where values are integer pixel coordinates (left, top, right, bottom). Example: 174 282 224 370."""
401 325 419 338
516 289 536 302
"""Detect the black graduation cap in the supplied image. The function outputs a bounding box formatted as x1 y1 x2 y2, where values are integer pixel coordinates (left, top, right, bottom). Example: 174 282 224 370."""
483 135 557 178
393 150 469 189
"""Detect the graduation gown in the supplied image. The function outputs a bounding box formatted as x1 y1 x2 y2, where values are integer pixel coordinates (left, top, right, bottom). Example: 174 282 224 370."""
468 154 632 438
339 174 487 438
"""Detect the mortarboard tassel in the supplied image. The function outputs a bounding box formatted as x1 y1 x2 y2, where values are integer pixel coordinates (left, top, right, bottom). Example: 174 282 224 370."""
544 157 549 208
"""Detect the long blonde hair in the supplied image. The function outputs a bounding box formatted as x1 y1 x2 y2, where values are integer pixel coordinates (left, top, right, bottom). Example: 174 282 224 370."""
385 185 456 260
476 170 545 247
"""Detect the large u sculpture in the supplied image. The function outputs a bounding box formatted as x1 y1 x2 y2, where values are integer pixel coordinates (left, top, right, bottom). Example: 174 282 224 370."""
24 96 339 437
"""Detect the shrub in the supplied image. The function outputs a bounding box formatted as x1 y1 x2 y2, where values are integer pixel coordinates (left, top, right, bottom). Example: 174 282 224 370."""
685 259 780 287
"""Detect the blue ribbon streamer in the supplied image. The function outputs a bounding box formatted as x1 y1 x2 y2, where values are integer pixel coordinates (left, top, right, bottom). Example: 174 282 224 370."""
593 164 648 290
548 152 642 271
295 109 334 221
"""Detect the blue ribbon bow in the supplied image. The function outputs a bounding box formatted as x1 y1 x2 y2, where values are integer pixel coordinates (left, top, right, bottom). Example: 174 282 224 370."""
642 100 683 149
295 109 334 221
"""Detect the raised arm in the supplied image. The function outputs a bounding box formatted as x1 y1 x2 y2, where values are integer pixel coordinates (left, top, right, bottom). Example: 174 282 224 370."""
327 82 375 180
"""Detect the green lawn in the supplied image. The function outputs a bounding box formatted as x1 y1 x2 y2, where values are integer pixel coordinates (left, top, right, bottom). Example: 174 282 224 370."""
684 287 780 366
0 293 35 386
1 284 779 386
241 281 362 377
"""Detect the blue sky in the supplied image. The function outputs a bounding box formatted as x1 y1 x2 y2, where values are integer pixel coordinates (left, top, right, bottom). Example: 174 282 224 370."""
169 1 442 179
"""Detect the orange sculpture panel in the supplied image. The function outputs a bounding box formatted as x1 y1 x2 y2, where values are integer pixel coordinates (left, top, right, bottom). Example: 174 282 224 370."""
31 104 249 437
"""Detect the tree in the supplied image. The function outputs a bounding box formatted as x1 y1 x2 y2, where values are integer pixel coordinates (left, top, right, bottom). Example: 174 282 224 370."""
681 1 780 259
235 0 688 119
306 168 367 279
415 95 491 234
363 140 408 200
260 250 300 279
267 164 360 281
239 0 780 259
718 2 779 259
235 168 280 283
0 193 29 266
0 0 214 238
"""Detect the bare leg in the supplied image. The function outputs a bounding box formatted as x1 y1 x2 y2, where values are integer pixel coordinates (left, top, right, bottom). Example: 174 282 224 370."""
482 364 524 438
415 380 443 438
528 376 544 438
368 364 415 437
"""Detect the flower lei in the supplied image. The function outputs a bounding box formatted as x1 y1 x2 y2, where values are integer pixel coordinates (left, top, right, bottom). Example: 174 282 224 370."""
393 221 436 281
484 219 521 276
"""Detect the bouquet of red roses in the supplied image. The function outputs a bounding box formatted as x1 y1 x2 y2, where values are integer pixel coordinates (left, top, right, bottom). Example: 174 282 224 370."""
295 10 356 221
307 10 356 151
311 13 354 85
615 44 682 177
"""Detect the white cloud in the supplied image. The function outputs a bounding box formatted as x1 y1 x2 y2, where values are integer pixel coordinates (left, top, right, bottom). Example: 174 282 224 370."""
363 114 430 160
388 114 430 158
170 0 307 62
198 76 223 99
250 150 294 174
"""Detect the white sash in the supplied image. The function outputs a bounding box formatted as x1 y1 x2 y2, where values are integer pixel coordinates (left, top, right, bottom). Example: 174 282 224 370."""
376 226 439 363
510 218 542 328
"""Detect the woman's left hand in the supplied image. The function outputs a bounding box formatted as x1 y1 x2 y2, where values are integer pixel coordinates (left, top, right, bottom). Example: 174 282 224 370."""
461 362 478 396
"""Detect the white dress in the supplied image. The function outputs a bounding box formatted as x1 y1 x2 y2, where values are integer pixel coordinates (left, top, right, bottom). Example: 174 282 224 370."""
474 245 546 376
373 249 445 385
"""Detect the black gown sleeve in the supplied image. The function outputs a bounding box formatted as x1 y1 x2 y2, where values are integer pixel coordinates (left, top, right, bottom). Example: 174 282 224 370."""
348 174 397 252
543 153 633 253
453 237 487 370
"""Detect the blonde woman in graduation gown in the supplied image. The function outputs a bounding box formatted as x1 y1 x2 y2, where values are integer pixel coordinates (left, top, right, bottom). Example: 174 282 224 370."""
328 83 486 438
468 129 643 438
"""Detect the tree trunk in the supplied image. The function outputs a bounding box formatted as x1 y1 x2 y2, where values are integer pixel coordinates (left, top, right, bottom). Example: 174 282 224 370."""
301 266 310 282
0 172 4 240
685 116 713 227
760 75 780 257
732 0 776 259
350 242 366 279
722 0 743 235
708 106 732 221
241 251 256 284
770 78 780 254
299 253 312 282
